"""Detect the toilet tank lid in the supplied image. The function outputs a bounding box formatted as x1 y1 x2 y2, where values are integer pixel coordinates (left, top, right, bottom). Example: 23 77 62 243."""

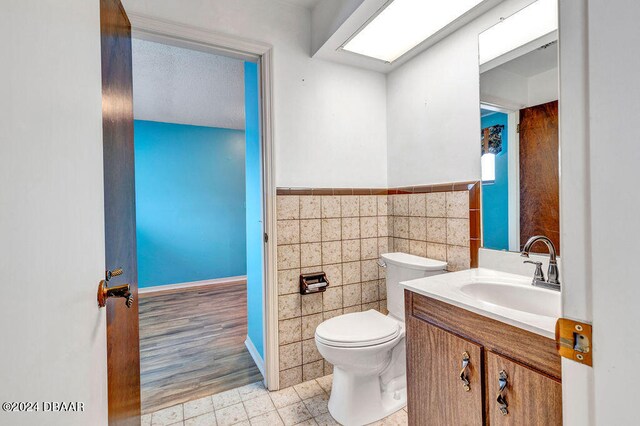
380 252 447 271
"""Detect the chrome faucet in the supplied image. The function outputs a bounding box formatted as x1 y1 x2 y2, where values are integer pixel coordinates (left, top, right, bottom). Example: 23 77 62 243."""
521 235 560 291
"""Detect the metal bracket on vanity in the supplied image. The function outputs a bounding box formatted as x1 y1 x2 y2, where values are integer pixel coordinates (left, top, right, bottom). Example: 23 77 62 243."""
555 318 593 366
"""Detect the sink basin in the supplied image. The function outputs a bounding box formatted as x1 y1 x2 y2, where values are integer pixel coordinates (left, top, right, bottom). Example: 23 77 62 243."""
460 282 560 318
399 268 561 338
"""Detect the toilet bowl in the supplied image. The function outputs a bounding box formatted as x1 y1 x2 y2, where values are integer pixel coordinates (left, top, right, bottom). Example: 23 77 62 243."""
315 252 447 425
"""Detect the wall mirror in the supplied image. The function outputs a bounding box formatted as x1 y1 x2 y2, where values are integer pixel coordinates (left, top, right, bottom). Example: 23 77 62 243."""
478 0 559 254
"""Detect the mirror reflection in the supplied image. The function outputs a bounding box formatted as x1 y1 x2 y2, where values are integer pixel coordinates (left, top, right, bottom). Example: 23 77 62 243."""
478 3 559 254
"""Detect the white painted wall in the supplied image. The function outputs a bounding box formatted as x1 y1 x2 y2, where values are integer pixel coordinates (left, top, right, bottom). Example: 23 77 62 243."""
122 0 388 188
528 67 558 106
479 248 560 277
480 67 530 109
386 0 537 187
480 65 558 109
0 2 107 425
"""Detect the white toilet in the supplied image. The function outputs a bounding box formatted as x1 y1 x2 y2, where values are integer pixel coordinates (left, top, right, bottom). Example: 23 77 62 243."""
315 252 447 425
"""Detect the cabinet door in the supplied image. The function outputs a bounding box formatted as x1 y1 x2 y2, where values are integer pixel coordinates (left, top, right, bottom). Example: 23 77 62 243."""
407 316 483 426
486 351 562 425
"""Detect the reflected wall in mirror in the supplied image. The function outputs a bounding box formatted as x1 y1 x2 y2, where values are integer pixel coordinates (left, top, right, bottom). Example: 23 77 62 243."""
478 0 559 254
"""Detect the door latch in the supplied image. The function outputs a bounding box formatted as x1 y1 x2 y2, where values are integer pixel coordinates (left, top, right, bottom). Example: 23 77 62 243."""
98 268 133 308
555 318 592 366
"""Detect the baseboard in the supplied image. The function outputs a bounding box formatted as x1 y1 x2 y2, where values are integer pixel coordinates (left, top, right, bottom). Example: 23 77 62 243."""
138 276 247 297
245 336 265 378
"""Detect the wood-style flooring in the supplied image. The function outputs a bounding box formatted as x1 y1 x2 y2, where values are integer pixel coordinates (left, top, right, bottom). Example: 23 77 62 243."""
139 281 262 414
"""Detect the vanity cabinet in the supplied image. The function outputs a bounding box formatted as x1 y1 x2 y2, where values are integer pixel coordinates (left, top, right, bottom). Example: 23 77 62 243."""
407 318 483 425
486 351 562 425
405 290 562 425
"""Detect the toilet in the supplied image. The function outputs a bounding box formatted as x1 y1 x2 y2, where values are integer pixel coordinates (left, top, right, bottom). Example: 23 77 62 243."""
315 252 447 425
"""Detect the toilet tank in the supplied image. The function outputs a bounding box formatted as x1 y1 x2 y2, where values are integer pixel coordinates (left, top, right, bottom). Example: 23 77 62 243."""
380 252 447 320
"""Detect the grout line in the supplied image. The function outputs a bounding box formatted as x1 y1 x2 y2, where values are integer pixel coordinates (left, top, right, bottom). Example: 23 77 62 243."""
238 398 250 423
212 408 218 425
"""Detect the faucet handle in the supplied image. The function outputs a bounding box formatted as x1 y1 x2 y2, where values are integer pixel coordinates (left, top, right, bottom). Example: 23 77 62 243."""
524 260 545 282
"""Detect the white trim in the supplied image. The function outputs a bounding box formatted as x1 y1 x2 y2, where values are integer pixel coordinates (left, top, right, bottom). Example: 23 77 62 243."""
128 12 270 61
507 111 520 252
260 49 280 391
244 336 265 379
127 13 279 391
138 276 246 295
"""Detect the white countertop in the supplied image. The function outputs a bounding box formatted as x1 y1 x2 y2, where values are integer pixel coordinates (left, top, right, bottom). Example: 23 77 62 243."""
400 268 560 339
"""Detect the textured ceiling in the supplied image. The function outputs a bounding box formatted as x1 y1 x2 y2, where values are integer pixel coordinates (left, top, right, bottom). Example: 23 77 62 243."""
277 0 324 9
132 39 245 130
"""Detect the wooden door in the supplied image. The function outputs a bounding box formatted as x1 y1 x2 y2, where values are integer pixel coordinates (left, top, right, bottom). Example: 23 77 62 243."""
406 316 484 425
486 351 562 425
101 0 141 424
519 100 560 253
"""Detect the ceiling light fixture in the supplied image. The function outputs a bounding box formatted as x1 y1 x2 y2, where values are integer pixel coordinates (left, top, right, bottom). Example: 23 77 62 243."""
342 0 484 63
479 0 558 65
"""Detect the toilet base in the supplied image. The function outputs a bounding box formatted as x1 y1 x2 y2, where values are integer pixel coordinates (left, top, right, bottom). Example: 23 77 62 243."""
327 366 407 426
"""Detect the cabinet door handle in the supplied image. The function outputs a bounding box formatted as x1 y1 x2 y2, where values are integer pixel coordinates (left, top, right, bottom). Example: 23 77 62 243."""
496 370 509 415
459 352 471 391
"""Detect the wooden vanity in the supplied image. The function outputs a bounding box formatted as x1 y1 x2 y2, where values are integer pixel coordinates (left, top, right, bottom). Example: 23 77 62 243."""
405 290 562 425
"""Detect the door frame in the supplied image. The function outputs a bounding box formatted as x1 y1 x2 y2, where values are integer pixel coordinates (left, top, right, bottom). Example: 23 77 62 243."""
127 13 280 390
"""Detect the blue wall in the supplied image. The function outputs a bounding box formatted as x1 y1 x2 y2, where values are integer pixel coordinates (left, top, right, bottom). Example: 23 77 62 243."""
134 120 246 287
244 62 264 359
481 112 509 251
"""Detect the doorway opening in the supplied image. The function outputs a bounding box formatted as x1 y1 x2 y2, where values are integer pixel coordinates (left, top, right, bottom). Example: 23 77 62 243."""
131 37 267 414
480 103 520 252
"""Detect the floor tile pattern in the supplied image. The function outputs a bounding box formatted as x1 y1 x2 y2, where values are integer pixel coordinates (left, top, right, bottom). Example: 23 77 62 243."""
142 375 408 426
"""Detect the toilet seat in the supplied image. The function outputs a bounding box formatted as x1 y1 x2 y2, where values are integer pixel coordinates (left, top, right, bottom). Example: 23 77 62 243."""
315 309 401 348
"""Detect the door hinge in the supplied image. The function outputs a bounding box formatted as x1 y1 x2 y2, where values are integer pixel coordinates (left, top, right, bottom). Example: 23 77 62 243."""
555 318 592 366
516 123 520 133
264 233 269 243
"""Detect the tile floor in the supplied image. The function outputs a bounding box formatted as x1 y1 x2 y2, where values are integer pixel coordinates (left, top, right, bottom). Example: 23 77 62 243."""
141 375 408 426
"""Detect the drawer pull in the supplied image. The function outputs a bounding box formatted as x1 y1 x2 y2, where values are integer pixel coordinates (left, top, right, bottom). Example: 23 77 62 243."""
459 352 471 391
496 370 509 415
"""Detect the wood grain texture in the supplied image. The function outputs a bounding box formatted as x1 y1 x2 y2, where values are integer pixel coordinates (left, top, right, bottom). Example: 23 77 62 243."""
100 1 141 424
139 281 262 414
406 309 484 426
486 351 562 425
519 101 560 254
408 291 561 380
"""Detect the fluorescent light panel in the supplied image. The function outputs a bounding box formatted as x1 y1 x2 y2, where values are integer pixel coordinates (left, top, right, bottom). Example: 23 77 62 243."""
479 0 558 65
343 0 484 63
